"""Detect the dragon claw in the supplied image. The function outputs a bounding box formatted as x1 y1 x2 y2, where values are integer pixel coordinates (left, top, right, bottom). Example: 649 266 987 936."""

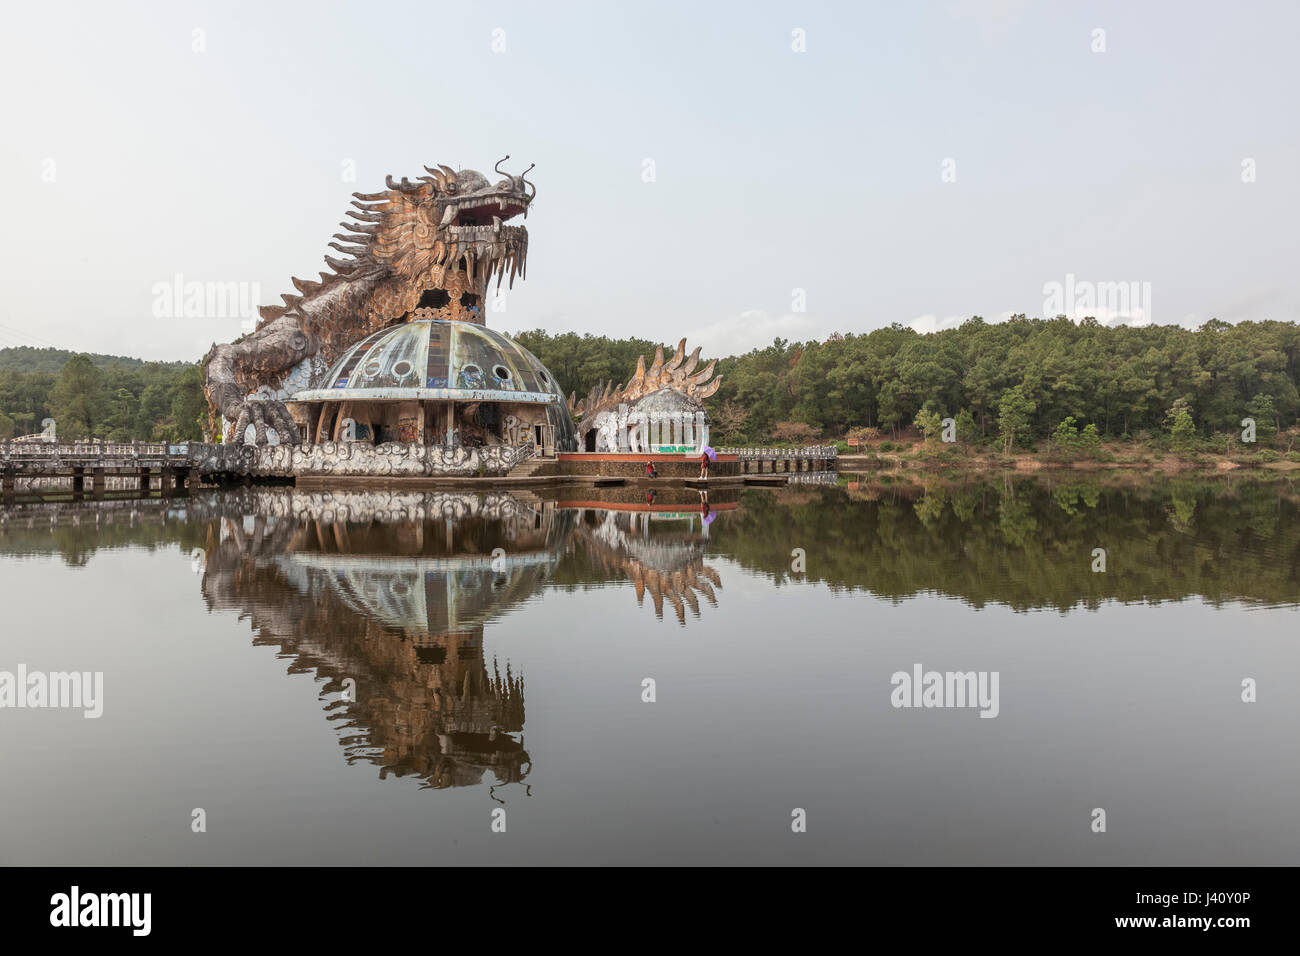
229 399 302 446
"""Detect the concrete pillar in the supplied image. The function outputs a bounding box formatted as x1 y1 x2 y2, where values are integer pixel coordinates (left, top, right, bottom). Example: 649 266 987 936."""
160 467 176 496
92 468 106 499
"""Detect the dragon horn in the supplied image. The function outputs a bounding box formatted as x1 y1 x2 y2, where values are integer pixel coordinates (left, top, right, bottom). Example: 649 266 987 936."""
385 174 422 193
494 154 511 176
437 164 458 182
522 163 536 200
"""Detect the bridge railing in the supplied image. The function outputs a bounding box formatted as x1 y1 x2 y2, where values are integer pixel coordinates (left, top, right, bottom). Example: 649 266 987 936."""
716 445 838 460
1 439 198 464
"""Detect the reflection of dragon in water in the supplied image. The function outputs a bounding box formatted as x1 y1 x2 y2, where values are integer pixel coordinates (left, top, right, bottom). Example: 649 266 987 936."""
193 489 727 792
202 159 535 445
197 492 559 792
573 509 722 624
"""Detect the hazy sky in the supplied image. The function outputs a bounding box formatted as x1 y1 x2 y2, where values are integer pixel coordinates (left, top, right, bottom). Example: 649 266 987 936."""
1 0 1296 362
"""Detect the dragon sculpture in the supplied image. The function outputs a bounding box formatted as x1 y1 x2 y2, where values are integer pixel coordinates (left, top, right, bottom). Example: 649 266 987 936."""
568 339 722 451
203 158 535 445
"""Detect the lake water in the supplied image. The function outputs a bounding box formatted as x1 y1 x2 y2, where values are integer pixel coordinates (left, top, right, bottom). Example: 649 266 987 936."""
1 476 1297 865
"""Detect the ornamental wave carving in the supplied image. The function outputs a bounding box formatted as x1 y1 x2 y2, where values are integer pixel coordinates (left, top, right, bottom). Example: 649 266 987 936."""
193 441 530 478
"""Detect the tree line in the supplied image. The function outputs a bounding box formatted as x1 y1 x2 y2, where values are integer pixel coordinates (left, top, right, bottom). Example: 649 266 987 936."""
0 349 205 442
519 317 1300 447
4 316 1298 447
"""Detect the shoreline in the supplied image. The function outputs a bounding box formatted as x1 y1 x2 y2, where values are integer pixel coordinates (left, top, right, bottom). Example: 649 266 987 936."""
835 450 1300 477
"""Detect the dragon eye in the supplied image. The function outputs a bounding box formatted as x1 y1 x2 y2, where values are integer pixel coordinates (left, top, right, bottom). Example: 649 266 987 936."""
445 183 457 194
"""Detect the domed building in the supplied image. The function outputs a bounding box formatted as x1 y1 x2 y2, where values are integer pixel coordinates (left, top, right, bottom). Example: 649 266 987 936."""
286 311 575 456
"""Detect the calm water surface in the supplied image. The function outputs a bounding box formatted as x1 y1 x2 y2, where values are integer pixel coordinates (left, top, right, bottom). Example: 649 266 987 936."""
1 476 1297 865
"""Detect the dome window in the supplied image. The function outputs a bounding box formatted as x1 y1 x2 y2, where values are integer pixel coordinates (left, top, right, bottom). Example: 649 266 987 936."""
493 365 512 382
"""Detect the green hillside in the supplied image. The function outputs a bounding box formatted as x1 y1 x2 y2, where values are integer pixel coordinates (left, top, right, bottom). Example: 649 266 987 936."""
0 347 205 442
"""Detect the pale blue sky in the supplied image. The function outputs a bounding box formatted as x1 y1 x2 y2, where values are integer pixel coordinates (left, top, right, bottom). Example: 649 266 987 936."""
0 0 1296 361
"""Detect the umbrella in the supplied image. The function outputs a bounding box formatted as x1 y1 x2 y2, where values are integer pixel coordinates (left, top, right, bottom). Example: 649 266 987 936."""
702 445 718 462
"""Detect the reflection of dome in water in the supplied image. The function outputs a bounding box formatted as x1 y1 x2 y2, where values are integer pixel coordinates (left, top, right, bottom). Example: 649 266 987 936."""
277 552 559 637
292 319 566 405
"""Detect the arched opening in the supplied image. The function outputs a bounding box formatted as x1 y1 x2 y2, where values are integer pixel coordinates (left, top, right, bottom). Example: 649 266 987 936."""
584 429 597 452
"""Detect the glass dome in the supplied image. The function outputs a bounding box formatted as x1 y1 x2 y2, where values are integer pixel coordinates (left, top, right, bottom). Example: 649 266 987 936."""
290 319 566 406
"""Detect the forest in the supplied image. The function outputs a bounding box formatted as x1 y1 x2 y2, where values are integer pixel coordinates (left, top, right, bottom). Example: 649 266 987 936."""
0 347 205 442
2 316 1298 448
520 317 1300 448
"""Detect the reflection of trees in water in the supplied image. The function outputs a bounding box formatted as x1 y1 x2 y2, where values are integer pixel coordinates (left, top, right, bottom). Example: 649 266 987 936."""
710 478 1300 611
0 495 208 566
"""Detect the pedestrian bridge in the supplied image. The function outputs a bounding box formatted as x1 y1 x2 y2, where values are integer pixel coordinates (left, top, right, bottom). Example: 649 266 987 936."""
716 445 838 473
1 439 839 496
2 440 203 496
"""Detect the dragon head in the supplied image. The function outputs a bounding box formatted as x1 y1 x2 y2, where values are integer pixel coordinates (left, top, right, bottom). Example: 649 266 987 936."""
302 157 535 315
